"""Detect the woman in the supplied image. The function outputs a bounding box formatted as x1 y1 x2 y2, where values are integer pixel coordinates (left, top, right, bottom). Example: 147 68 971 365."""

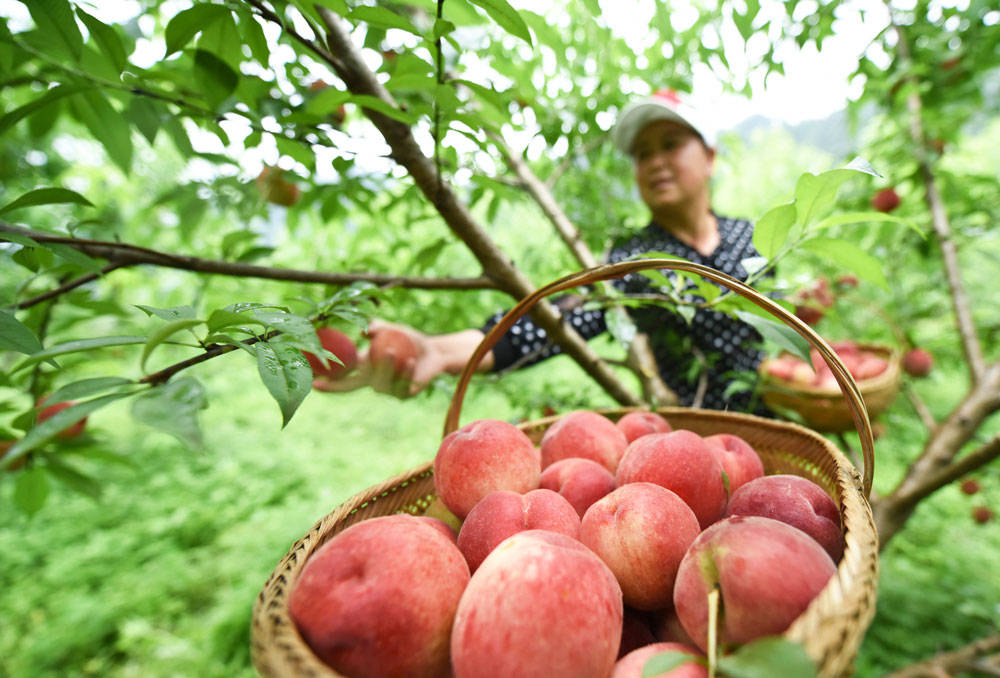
325 90 768 412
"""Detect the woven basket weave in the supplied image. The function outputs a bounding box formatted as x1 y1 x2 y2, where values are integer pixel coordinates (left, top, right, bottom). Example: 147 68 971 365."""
252 260 880 678
760 343 901 432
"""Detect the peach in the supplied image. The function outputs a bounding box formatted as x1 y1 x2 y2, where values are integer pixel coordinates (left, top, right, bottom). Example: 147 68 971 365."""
35 398 87 438
540 410 628 473
457 489 580 573
702 433 764 495
451 530 623 678
673 516 837 652
580 482 700 609
611 642 706 678
615 430 727 528
616 411 672 443
303 327 358 380
369 327 419 376
289 514 469 678
854 353 888 380
724 474 843 561
903 348 933 377
434 419 541 519
539 457 617 517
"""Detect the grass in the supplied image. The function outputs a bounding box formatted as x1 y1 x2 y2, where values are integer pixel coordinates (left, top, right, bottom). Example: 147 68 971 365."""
1 354 998 677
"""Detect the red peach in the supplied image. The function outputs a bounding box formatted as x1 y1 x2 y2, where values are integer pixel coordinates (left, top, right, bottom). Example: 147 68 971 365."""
433 419 541 519
854 354 889 380
724 474 843 561
457 489 580 573
764 356 797 381
903 348 933 377
702 433 764 495
794 304 825 326
580 482 700 609
255 166 301 207
972 506 994 524
540 410 628 473
872 187 901 213
451 530 623 678
539 457 617 517
289 514 469 678
611 642 707 678
616 411 672 443
616 430 727 528
303 327 358 380
673 516 837 652
368 328 419 377
36 399 87 438
960 479 981 496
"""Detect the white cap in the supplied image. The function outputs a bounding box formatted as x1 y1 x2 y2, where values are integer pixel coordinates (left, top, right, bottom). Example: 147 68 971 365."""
612 89 715 154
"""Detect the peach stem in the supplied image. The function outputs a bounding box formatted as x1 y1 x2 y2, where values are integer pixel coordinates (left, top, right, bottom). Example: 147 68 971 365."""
707 586 720 678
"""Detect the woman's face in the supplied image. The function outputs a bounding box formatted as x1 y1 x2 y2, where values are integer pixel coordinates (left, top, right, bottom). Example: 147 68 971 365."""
632 120 715 215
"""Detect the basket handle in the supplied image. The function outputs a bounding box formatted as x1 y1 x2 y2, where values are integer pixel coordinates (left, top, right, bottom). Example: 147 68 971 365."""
443 259 875 498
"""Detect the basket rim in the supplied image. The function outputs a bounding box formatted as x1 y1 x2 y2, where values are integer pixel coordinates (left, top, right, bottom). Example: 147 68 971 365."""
759 342 901 398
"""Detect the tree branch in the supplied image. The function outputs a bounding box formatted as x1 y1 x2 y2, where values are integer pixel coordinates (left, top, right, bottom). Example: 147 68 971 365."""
891 17 986 383
309 8 642 407
903 381 938 432
872 362 1000 544
488 131 676 406
883 634 1000 678
1 223 497 293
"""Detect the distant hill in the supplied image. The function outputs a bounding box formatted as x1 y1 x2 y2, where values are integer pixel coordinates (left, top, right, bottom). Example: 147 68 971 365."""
732 106 874 159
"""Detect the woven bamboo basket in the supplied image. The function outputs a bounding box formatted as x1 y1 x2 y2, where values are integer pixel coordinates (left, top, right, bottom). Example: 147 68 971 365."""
760 344 901 432
252 260 880 678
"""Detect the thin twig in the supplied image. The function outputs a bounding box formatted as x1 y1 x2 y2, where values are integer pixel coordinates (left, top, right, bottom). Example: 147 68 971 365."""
15 262 127 309
883 634 1000 678
902 381 937 431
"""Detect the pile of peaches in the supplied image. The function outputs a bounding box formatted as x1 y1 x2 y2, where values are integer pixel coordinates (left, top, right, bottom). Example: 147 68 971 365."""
288 409 844 678
762 340 890 391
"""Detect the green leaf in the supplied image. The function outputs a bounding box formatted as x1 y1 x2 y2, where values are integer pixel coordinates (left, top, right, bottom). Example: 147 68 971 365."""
0 187 93 216
255 339 312 428
641 649 702 677
3 393 133 467
752 203 796 260
193 48 238 110
812 211 925 238
433 18 457 39
141 318 204 371
15 336 146 371
68 89 133 173
44 455 102 500
235 8 269 64
44 242 102 272
843 156 881 178
197 10 242 72
76 8 127 72
164 4 229 56
0 84 88 136
465 0 533 44
130 378 207 449
799 237 888 290
315 0 349 13
716 637 817 678
250 309 315 343
135 304 197 321
350 6 420 35
793 169 854 229
734 310 811 363
0 310 43 355
13 466 50 517
48 377 134 403
23 0 83 61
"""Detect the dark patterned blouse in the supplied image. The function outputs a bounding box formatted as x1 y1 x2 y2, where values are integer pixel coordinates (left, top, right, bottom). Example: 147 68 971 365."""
481 216 768 412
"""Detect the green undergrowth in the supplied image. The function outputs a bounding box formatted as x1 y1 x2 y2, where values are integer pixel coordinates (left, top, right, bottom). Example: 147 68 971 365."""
1 355 998 677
